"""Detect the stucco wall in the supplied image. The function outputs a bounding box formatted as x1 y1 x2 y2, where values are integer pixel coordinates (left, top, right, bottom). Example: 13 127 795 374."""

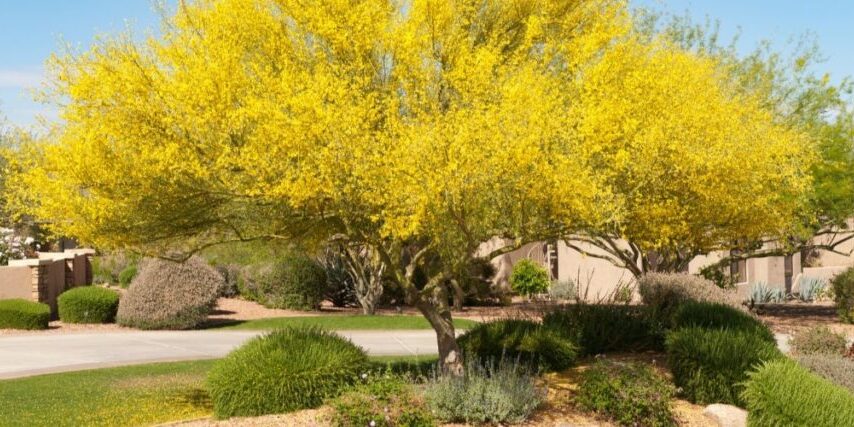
0 266 32 299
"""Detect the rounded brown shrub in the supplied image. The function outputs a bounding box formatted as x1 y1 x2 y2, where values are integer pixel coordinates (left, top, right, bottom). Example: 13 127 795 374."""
638 273 743 321
117 256 222 329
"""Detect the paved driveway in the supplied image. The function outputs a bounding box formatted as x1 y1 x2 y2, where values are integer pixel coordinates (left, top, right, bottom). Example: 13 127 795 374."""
0 330 440 379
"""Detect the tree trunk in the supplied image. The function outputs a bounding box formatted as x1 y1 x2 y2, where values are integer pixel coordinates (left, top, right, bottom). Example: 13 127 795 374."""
450 279 465 311
415 298 463 375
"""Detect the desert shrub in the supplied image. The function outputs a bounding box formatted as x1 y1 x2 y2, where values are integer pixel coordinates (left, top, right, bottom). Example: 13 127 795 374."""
329 372 435 427
116 256 222 330
214 264 242 298
424 359 544 424
457 319 578 372
548 279 576 301
742 359 854 427
57 286 120 324
790 325 848 355
698 264 735 289
91 251 139 285
208 327 368 418
670 301 775 343
665 327 782 406
318 247 358 308
638 273 742 322
117 264 138 288
576 360 677 427
797 354 854 393
831 266 854 323
748 282 785 304
509 259 550 297
0 299 50 330
241 253 326 310
542 304 664 355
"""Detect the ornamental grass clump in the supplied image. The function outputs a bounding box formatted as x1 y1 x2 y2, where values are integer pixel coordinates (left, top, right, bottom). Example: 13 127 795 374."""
742 359 854 427
424 359 544 425
207 327 368 419
116 256 222 330
790 325 848 356
576 360 677 427
457 319 578 372
0 299 50 330
58 286 120 324
542 304 664 355
665 327 782 406
670 301 775 343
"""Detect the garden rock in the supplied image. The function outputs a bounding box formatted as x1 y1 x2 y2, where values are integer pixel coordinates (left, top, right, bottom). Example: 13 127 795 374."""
703 404 747 427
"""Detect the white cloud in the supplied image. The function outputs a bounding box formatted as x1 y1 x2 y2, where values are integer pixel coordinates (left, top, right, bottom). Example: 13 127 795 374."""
0 69 44 89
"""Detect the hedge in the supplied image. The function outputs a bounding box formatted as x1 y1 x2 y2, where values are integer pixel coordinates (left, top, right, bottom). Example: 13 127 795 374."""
0 299 51 330
58 286 120 324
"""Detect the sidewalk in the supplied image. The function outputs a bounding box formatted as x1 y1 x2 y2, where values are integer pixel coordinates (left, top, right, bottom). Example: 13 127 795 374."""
0 330 440 379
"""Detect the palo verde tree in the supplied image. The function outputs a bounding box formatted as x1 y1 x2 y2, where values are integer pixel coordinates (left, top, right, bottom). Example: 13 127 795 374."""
558 24 816 276
11 0 631 372
644 12 854 276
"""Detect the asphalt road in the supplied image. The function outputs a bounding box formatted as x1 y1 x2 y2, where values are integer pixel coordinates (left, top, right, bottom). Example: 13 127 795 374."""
0 330 441 379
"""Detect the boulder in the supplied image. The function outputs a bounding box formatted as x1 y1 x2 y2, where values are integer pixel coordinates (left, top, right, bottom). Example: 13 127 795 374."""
703 403 747 427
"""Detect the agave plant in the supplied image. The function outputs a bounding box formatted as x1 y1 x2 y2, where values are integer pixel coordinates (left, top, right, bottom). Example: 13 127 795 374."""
750 282 785 305
797 277 827 303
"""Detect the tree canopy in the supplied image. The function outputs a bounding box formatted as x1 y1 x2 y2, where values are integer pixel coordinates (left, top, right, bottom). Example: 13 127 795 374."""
8 0 817 369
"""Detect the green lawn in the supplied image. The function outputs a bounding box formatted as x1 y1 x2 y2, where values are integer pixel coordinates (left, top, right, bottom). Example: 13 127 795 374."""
212 314 478 330
0 355 438 427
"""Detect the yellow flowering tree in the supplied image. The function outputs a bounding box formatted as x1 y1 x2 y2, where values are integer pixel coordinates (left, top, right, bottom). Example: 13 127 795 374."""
9 0 814 370
561 34 814 276
11 0 627 372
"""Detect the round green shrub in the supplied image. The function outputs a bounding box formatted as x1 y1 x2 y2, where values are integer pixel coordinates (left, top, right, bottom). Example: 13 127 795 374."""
458 319 578 372
0 299 50 330
509 260 550 297
670 301 775 343
665 327 783 406
242 253 326 310
790 325 848 356
207 327 369 418
116 256 222 330
58 286 120 324
118 264 138 288
830 267 854 323
576 360 677 427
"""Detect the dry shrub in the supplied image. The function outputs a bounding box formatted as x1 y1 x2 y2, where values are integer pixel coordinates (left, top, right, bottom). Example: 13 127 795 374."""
638 273 743 321
117 256 222 330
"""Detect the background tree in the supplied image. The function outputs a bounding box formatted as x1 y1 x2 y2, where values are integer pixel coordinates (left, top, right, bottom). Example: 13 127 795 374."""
641 11 854 278
560 30 814 276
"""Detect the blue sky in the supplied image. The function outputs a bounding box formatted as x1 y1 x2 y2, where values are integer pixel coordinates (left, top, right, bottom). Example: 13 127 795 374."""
0 1 852 128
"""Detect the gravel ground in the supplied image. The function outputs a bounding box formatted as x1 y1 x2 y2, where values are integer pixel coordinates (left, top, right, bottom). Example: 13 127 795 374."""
757 302 854 338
